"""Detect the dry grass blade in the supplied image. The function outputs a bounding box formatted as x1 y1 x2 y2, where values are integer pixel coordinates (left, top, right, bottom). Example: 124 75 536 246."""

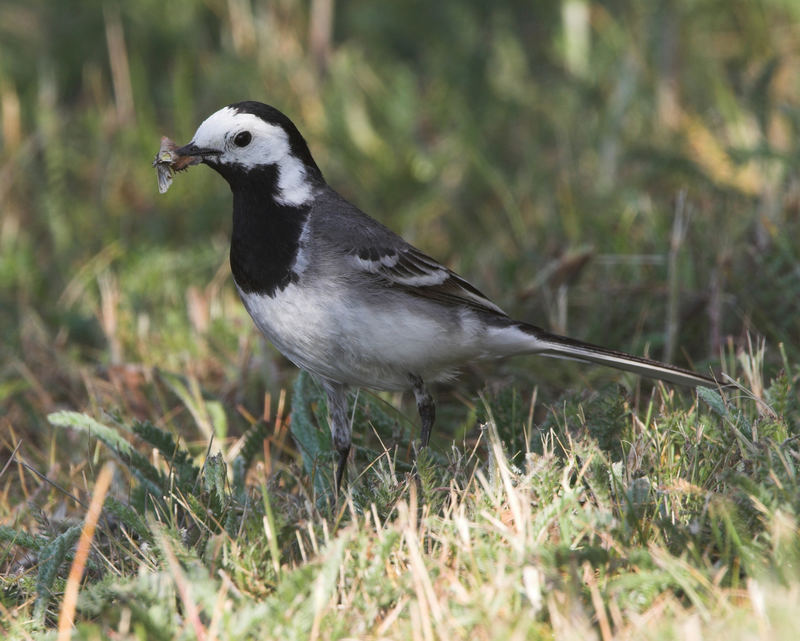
56 462 115 641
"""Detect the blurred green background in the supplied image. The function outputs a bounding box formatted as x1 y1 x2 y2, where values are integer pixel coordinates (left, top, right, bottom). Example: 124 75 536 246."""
2 0 799 449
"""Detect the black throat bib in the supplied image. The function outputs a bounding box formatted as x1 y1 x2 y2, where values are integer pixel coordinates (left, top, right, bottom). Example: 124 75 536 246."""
222 164 309 297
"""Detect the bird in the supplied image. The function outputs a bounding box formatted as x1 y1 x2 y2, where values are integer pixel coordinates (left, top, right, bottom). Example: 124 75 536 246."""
164 100 715 491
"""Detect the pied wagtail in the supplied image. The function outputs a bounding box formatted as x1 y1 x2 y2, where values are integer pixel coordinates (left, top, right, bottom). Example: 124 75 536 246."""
160 101 715 491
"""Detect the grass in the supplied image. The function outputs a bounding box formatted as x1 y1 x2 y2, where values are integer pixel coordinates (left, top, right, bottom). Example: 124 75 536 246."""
3 360 800 639
2 0 800 638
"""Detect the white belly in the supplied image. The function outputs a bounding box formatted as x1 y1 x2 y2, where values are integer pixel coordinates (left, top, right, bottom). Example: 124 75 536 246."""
237 281 492 390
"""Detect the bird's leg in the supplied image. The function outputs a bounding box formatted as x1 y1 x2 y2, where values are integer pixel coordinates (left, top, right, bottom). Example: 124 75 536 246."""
322 380 351 494
335 444 351 494
410 375 435 448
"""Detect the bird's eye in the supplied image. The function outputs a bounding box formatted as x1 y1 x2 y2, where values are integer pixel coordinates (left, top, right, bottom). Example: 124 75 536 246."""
233 131 252 147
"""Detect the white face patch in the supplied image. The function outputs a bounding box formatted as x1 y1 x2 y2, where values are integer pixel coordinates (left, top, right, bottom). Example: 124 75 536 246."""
190 106 314 206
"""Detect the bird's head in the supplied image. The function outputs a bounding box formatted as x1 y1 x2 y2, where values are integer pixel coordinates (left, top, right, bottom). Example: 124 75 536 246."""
173 101 323 206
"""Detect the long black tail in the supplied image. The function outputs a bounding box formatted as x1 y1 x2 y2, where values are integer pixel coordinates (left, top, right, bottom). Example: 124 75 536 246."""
518 323 716 388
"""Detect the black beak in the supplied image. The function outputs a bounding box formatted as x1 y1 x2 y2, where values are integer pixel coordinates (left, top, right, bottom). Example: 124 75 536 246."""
172 142 222 169
173 143 221 164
